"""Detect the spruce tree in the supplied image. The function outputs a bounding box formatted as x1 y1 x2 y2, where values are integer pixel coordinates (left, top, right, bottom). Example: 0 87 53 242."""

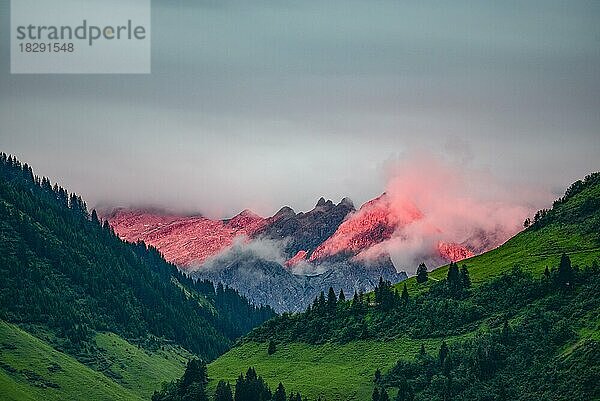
447 262 460 287
416 263 428 283
380 388 390 401
557 253 574 287
396 377 414 401
372 387 380 401
460 265 471 289
438 341 449 366
401 283 409 304
180 359 208 401
338 289 346 302
501 319 512 343
274 382 286 401
215 381 233 401
544 266 551 279
327 287 337 311
374 368 382 384
318 291 326 310
234 374 245 401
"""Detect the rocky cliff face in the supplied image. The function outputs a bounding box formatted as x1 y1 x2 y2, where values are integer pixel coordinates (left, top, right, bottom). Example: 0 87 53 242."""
194 252 406 313
257 197 356 260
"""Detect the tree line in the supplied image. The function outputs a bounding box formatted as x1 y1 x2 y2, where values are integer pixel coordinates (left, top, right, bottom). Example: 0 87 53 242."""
152 359 315 401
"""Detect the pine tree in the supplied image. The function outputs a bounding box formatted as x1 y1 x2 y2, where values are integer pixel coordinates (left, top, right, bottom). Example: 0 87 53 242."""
274 382 286 401
447 262 460 287
338 289 346 302
374 368 382 384
318 291 326 310
460 265 471 289
396 377 414 401
544 266 550 280
416 263 428 283
401 283 409 304
372 387 380 401
501 319 512 343
557 253 574 287
180 359 208 401
215 381 233 401
327 287 337 311
438 341 449 366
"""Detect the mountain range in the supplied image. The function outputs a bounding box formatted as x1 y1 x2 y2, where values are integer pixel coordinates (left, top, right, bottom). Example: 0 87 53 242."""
105 192 487 312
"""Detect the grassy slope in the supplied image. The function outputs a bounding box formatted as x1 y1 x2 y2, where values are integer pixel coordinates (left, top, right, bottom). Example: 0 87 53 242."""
0 321 141 401
208 337 467 401
399 179 600 294
94 332 192 399
209 180 600 401
0 321 190 401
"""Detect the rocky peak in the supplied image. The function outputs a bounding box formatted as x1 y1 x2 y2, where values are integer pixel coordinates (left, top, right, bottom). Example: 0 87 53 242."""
338 197 355 210
273 206 296 220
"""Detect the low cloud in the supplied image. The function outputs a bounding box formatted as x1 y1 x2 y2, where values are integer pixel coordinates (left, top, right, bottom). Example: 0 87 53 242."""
193 236 288 272
365 153 553 274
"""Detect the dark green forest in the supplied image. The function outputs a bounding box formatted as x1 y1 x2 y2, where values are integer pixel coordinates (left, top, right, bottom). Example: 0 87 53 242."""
152 359 309 401
0 152 275 362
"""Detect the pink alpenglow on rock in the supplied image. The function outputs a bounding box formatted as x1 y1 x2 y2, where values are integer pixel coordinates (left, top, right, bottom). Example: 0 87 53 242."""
106 209 267 268
285 250 308 267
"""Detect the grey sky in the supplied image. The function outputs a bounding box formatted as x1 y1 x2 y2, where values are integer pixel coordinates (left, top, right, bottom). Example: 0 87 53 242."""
1 0 599 217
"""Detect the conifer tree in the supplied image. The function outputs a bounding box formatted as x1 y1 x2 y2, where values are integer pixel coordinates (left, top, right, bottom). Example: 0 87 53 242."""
327 287 337 311
460 265 471 289
380 388 390 401
557 253 574 287
234 374 245 401
543 266 551 279
396 377 414 401
447 262 460 287
438 341 449 366
268 340 277 355
401 283 409 304
416 263 428 283
180 359 208 401
374 368 382 384
215 380 233 401
274 382 286 401
318 291 326 310
338 289 346 302
372 387 380 401
501 319 512 343
91 209 100 225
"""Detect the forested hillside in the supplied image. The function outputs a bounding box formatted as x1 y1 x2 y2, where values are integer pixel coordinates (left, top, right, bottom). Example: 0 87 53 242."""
208 174 600 401
0 153 275 400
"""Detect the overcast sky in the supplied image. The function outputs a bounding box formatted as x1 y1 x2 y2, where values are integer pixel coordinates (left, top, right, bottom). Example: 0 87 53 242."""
1 0 599 218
